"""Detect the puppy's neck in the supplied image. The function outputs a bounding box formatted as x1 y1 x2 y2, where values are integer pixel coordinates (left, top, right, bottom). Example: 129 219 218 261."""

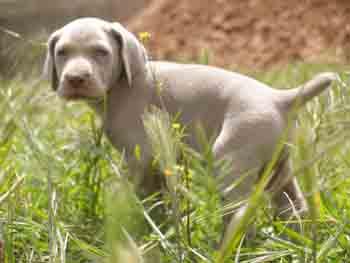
90 71 155 126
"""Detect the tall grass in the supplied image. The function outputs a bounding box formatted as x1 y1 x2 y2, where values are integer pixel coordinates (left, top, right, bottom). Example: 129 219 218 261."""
0 63 350 263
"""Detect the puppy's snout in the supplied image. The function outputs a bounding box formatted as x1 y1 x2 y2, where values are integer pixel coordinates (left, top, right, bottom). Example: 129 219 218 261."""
65 72 91 87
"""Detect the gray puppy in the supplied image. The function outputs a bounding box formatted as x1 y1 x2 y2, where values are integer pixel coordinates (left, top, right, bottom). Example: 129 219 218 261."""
44 17 337 244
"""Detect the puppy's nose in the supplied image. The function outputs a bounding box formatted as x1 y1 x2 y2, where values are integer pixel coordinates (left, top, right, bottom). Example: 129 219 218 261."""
65 72 90 87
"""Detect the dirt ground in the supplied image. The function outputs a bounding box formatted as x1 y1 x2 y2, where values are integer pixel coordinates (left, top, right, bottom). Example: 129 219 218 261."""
128 0 350 69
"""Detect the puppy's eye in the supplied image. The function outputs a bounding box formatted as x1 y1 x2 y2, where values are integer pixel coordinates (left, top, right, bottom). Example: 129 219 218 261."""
94 48 109 57
56 48 67 58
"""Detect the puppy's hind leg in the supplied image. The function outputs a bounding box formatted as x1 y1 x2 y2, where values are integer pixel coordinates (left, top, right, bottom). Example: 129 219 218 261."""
270 159 308 233
212 114 282 247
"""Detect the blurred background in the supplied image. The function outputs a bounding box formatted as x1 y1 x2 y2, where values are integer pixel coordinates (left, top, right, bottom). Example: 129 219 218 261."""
0 0 147 76
1 0 350 76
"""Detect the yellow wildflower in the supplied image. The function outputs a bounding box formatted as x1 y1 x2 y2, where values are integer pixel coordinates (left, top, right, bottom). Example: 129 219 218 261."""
134 144 141 161
138 31 151 43
174 165 185 172
164 168 173 177
172 123 181 130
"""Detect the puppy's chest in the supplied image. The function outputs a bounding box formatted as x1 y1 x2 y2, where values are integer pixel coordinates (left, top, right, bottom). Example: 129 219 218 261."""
103 115 148 156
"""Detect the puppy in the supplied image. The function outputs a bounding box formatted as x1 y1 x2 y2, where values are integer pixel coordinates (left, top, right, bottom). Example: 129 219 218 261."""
44 17 337 244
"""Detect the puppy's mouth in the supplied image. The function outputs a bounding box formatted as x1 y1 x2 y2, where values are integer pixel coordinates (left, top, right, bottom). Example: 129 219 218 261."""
61 92 84 100
58 84 106 102
58 87 90 100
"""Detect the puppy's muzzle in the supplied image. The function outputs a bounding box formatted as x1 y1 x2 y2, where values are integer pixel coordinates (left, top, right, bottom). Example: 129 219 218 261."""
60 67 94 99
65 71 91 88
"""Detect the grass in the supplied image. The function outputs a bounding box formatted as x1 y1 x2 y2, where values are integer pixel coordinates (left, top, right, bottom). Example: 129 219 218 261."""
1 61 350 262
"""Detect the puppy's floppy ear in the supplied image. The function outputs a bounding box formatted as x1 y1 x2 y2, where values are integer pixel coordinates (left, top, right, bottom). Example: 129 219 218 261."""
110 22 148 88
43 31 60 90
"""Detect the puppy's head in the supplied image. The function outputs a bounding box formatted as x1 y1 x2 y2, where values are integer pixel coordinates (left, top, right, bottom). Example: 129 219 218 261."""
44 17 147 100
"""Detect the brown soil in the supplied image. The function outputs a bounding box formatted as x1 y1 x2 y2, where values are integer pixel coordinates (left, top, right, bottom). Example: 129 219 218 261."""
128 0 350 69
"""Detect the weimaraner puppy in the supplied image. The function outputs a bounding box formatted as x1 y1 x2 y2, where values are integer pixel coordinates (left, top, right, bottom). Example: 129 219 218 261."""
44 17 337 242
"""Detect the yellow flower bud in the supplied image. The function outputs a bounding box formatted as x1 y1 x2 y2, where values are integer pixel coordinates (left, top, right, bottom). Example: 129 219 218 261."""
164 168 173 177
138 31 151 43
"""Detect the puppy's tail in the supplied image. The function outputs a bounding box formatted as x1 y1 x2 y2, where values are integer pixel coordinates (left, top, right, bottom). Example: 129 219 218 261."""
278 72 339 111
